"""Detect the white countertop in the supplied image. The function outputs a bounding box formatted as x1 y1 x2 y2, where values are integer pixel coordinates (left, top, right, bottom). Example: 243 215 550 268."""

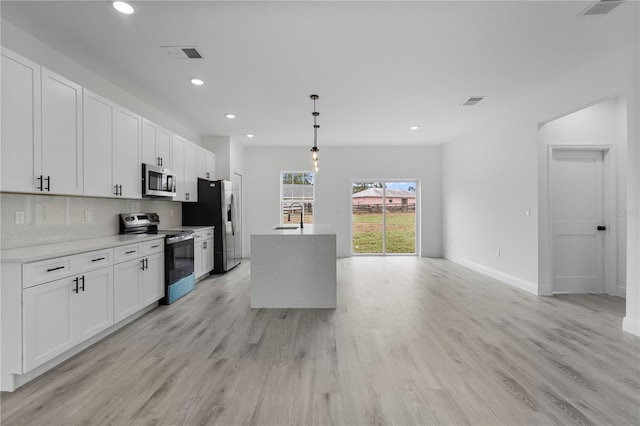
0 234 165 264
252 224 336 236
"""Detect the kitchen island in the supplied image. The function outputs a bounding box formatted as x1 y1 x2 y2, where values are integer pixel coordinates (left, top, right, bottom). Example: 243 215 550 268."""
250 224 336 308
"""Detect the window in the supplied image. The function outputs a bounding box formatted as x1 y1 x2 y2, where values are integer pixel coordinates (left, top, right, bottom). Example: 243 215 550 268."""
281 172 315 224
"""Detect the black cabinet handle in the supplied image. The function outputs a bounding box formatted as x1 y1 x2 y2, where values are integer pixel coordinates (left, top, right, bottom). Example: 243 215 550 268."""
145 258 149 270
597 226 607 231
114 184 119 196
80 275 85 291
141 259 146 270
150 244 160 249
47 266 65 272
157 156 162 166
206 172 210 179
45 176 50 192
125 250 136 254
73 277 79 293
91 257 106 262
119 185 123 196
160 157 163 166
37 175 43 191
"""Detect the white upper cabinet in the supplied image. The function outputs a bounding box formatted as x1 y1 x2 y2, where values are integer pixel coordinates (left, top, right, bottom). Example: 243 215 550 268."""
172 135 186 202
172 135 198 202
196 146 216 181
41 67 83 195
84 92 141 199
142 119 172 170
83 90 116 197
184 141 198 202
115 107 142 199
1 48 41 193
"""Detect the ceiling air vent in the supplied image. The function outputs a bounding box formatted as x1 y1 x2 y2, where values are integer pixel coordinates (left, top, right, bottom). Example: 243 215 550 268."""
579 0 624 16
462 96 486 106
161 46 203 59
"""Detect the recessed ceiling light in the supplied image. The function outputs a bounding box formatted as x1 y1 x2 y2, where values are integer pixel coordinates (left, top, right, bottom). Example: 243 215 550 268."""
246 134 254 138
113 1 134 14
190 78 204 86
225 113 236 119
409 125 419 130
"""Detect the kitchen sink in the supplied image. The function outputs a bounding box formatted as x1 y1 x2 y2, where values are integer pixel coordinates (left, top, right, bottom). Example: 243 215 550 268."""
273 225 300 230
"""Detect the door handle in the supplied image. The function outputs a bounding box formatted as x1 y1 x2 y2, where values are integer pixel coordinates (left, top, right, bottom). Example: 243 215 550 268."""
597 226 606 231
80 275 85 292
73 277 79 293
45 176 50 192
37 175 43 191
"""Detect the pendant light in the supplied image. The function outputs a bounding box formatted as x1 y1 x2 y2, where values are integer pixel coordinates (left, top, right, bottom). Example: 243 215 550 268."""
310 94 320 173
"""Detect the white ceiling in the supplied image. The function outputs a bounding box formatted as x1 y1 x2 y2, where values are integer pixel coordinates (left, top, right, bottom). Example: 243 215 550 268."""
1 1 638 147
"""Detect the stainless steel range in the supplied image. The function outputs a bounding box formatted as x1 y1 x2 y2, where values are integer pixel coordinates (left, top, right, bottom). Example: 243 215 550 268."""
120 213 195 304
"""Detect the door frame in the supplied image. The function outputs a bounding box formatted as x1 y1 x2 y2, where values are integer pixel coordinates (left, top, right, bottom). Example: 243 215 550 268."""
350 179 420 256
546 145 618 295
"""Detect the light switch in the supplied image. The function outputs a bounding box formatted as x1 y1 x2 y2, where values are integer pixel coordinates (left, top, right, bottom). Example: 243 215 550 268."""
84 210 92 222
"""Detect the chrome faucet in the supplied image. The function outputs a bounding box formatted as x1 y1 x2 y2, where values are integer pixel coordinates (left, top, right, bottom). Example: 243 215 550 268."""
287 202 304 229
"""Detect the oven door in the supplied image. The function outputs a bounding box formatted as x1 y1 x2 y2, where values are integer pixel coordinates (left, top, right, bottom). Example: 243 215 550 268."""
165 237 194 285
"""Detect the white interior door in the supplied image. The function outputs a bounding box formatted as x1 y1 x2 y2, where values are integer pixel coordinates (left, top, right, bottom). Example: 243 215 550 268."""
551 150 605 293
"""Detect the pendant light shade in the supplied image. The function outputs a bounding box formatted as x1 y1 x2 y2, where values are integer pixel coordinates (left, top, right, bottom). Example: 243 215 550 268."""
310 94 320 172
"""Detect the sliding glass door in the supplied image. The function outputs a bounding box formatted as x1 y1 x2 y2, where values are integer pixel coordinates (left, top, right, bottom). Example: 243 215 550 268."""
352 181 417 255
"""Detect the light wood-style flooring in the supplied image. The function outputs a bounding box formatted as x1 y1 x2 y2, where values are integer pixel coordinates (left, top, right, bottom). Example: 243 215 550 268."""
2 257 639 425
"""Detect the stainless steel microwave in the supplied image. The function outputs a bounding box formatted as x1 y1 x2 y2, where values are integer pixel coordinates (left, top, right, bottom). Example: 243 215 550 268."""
142 164 177 197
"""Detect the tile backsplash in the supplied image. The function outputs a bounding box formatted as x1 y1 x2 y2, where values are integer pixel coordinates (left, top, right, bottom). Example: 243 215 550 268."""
1 193 182 249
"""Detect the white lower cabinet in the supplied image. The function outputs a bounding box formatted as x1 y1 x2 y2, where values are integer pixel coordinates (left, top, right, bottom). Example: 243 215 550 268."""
22 266 113 372
113 257 144 323
15 239 164 382
114 242 164 322
194 228 214 279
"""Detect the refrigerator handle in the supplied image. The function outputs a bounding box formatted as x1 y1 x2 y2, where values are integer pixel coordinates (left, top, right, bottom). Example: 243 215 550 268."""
230 193 236 236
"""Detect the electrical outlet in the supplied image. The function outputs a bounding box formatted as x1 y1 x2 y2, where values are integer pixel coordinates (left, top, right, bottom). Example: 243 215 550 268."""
84 210 91 222
15 211 25 225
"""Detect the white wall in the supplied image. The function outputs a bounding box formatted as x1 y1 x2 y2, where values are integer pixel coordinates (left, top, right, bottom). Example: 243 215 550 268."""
538 98 627 297
443 43 639 335
1 19 200 144
244 146 442 258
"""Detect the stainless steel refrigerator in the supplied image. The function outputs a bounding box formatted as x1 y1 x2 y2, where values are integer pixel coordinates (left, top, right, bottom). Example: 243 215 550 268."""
182 179 242 273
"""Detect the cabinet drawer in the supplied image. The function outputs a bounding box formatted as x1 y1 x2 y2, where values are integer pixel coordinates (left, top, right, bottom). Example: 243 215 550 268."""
75 249 113 272
204 229 214 238
114 244 141 263
23 257 73 289
142 239 164 256
193 232 204 241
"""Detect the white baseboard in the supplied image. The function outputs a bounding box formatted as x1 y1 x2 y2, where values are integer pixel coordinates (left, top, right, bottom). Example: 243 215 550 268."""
622 317 640 337
613 285 627 298
446 255 539 295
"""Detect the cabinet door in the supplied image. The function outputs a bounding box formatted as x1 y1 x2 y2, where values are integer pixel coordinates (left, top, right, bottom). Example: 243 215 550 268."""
206 151 216 181
77 267 114 343
115 107 142 199
41 67 83 195
194 239 204 279
83 90 116 197
23 277 77 372
184 141 198 202
142 118 160 167
172 135 186 202
204 237 215 273
1 48 41 193
156 126 172 170
142 253 164 305
113 258 144 322
196 146 207 180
